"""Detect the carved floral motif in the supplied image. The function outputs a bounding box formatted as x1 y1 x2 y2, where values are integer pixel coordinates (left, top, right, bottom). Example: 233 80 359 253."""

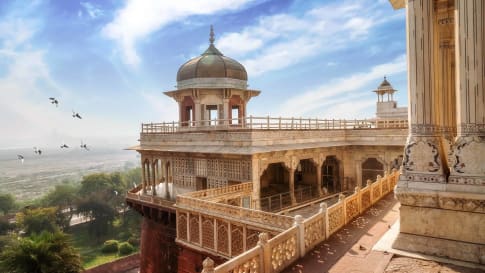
271 235 297 271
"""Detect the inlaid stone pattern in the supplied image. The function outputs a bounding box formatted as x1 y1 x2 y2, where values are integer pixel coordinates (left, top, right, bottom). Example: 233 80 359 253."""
403 138 441 173
232 256 259 273
452 137 485 177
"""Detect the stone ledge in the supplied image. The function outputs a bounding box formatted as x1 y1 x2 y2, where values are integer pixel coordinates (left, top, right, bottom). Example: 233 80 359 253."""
392 232 485 265
395 188 485 213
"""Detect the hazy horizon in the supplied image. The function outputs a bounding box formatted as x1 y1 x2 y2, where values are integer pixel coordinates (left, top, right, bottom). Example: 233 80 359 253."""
0 0 408 149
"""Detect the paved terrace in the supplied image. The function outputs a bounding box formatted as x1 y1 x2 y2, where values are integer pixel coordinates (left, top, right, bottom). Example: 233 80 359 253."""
132 117 408 154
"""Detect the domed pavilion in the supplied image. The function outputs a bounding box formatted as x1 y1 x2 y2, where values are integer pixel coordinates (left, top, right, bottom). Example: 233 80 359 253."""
164 26 260 127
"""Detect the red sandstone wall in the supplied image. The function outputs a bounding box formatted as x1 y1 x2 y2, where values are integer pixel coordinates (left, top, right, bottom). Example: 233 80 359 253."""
140 217 177 273
83 253 139 273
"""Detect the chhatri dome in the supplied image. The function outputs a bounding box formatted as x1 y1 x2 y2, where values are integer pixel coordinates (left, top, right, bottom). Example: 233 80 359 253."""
175 26 248 89
165 26 260 126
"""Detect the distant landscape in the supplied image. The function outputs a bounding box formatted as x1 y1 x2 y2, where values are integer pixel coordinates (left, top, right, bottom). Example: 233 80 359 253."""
0 147 139 202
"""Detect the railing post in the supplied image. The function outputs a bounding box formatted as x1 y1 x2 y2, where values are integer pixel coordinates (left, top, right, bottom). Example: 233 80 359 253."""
319 202 328 240
258 233 271 273
267 115 270 129
278 117 281 129
294 215 305 257
339 193 346 224
201 257 215 273
249 115 253 129
291 117 294 129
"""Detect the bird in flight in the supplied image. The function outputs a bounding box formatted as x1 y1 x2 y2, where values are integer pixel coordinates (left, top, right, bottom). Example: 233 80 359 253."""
80 141 89 151
49 97 58 107
17 155 24 164
72 111 82 119
60 143 69 149
33 147 42 155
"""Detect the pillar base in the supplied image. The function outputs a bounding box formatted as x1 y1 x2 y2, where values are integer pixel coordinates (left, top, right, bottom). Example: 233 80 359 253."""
393 190 485 265
393 232 485 265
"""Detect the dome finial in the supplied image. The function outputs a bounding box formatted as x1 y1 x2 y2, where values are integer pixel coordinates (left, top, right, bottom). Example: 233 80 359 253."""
209 25 215 45
384 75 387 80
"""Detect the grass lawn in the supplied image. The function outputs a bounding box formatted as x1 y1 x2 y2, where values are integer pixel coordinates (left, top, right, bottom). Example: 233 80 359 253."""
68 221 140 269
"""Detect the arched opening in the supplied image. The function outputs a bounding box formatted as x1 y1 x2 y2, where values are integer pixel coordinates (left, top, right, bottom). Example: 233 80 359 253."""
229 95 244 125
259 163 290 211
362 157 384 183
322 156 340 193
294 159 318 202
181 96 195 126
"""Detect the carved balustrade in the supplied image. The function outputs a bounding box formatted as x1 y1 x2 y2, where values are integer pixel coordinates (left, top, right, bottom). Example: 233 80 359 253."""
141 116 408 134
205 170 401 273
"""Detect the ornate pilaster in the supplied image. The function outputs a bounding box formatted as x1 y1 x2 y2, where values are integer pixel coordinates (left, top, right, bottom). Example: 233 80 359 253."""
399 0 448 187
449 0 485 186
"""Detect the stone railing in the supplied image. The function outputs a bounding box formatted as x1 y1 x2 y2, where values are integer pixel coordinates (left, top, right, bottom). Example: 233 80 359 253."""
186 182 253 199
141 116 408 134
126 189 175 209
201 170 400 273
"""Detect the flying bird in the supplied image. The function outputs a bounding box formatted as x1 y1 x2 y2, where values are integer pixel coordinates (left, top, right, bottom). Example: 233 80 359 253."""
60 143 69 149
33 147 42 155
17 155 24 164
49 97 58 107
80 141 89 151
72 111 82 119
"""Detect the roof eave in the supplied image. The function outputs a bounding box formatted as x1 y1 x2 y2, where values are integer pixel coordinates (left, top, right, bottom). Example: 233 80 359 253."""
389 0 405 10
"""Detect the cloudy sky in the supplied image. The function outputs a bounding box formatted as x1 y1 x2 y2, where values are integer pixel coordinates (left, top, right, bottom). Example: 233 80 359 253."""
0 0 407 149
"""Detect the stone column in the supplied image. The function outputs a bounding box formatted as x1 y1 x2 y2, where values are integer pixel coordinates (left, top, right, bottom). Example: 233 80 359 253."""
141 159 147 193
398 0 447 188
449 0 485 188
433 0 456 174
151 161 157 196
194 100 201 126
164 161 170 198
289 168 296 205
223 98 230 125
316 162 323 196
251 157 261 210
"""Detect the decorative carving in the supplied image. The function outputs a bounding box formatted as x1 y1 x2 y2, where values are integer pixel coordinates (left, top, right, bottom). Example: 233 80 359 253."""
304 216 325 249
246 229 260 249
439 197 485 213
452 137 485 175
217 220 229 254
202 217 214 249
271 234 297 270
328 205 344 235
231 224 244 256
189 214 200 244
361 190 371 210
345 197 359 221
232 256 259 273
403 137 441 172
177 213 188 241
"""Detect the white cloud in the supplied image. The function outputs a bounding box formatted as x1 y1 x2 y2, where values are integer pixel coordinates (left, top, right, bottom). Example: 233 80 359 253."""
102 0 256 66
216 0 402 76
139 91 178 122
80 2 104 19
276 54 407 117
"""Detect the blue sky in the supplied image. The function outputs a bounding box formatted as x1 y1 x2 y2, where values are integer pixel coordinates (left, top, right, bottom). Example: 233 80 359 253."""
0 0 407 149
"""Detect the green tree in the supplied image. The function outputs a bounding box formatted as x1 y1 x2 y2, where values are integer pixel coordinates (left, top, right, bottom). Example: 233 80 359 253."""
76 195 116 241
0 231 82 273
41 184 79 231
16 207 59 236
0 193 16 215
